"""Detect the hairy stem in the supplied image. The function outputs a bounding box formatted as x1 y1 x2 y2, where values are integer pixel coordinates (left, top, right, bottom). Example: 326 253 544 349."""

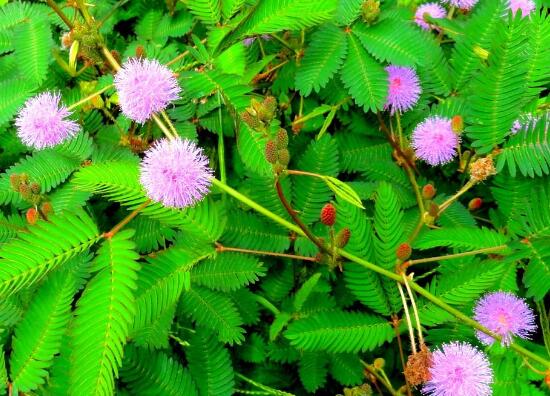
398 283 417 354
46 0 73 29
536 301 550 358
402 273 424 346
437 179 476 215
217 92 227 184
362 362 400 396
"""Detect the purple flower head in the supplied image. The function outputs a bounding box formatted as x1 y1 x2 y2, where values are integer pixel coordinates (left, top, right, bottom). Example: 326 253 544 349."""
422 342 493 396
442 0 479 10
114 58 181 123
473 291 537 346
411 116 460 166
384 66 421 114
15 91 80 149
510 120 522 135
415 3 447 30
507 0 536 17
243 35 271 46
139 137 213 208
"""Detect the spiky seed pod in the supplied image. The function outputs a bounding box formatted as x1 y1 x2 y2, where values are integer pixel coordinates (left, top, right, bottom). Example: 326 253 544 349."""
26 208 39 225
265 140 278 164
262 96 277 120
30 182 40 194
422 184 436 200
276 128 289 149
468 198 483 211
396 242 412 261
241 111 262 131
320 203 336 226
470 157 497 182
336 227 351 248
19 183 31 199
10 174 21 192
277 149 290 167
404 344 432 387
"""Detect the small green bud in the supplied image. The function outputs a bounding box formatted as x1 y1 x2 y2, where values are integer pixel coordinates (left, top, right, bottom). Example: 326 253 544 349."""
277 148 290 167
276 128 289 149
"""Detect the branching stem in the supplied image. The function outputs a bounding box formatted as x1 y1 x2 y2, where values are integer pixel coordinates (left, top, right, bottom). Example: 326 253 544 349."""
103 200 150 239
215 242 317 262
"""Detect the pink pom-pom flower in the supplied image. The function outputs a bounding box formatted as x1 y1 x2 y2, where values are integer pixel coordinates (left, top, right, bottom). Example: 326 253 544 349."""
15 91 80 150
507 0 536 18
139 137 213 209
415 3 447 30
473 291 537 346
114 58 181 123
411 116 460 166
442 0 479 10
384 65 422 115
422 342 493 396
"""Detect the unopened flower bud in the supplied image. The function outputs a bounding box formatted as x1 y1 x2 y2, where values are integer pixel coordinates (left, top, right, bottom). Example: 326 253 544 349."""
428 202 439 217
373 358 385 369
276 128 289 149
41 202 54 217
336 228 351 248
10 174 21 192
470 156 496 182
278 149 290 167
30 182 40 194
26 208 39 225
451 115 464 133
422 184 436 200
320 203 336 226
265 140 278 164
396 242 412 261
262 96 277 120
468 198 483 211
135 45 146 59
362 0 381 24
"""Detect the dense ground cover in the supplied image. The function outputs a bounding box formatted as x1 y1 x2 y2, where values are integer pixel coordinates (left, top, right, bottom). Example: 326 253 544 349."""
0 0 548 395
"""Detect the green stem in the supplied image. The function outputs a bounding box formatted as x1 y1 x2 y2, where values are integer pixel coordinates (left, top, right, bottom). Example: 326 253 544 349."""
213 177 550 368
236 373 295 396
405 245 508 267
361 362 400 396
67 84 113 111
152 114 176 140
161 110 179 137
438 179 476 215
396 111 403 150
216 243 317 262
217 92 227 184
46 0 73 29
536 301 550 358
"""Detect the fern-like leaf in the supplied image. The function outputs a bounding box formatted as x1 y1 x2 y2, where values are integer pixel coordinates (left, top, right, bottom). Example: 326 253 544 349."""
0 210 99 297
373 182 404 312
9 271 75 392
238 0 338 35
237 123 272 176
191 252 265 292
186 0 221 25
0 78 32 126
414 227 508 251
299 352 328 392
187 330 234 396
13 16 51 85
353 18 427 66
121 345 198 396
180 286 245 344
285 311 393 353
70 230 140 395
295 23 347 96
341 33 387 112
466 17 530 154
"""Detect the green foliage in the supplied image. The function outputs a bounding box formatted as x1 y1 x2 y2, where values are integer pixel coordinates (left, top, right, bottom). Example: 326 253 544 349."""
187 331 234 396
285 311 394 353
121 345 198 396
341 33 387 112
70 230 140 395
0 210 100 297
0 1 549 394
295 23 347 96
